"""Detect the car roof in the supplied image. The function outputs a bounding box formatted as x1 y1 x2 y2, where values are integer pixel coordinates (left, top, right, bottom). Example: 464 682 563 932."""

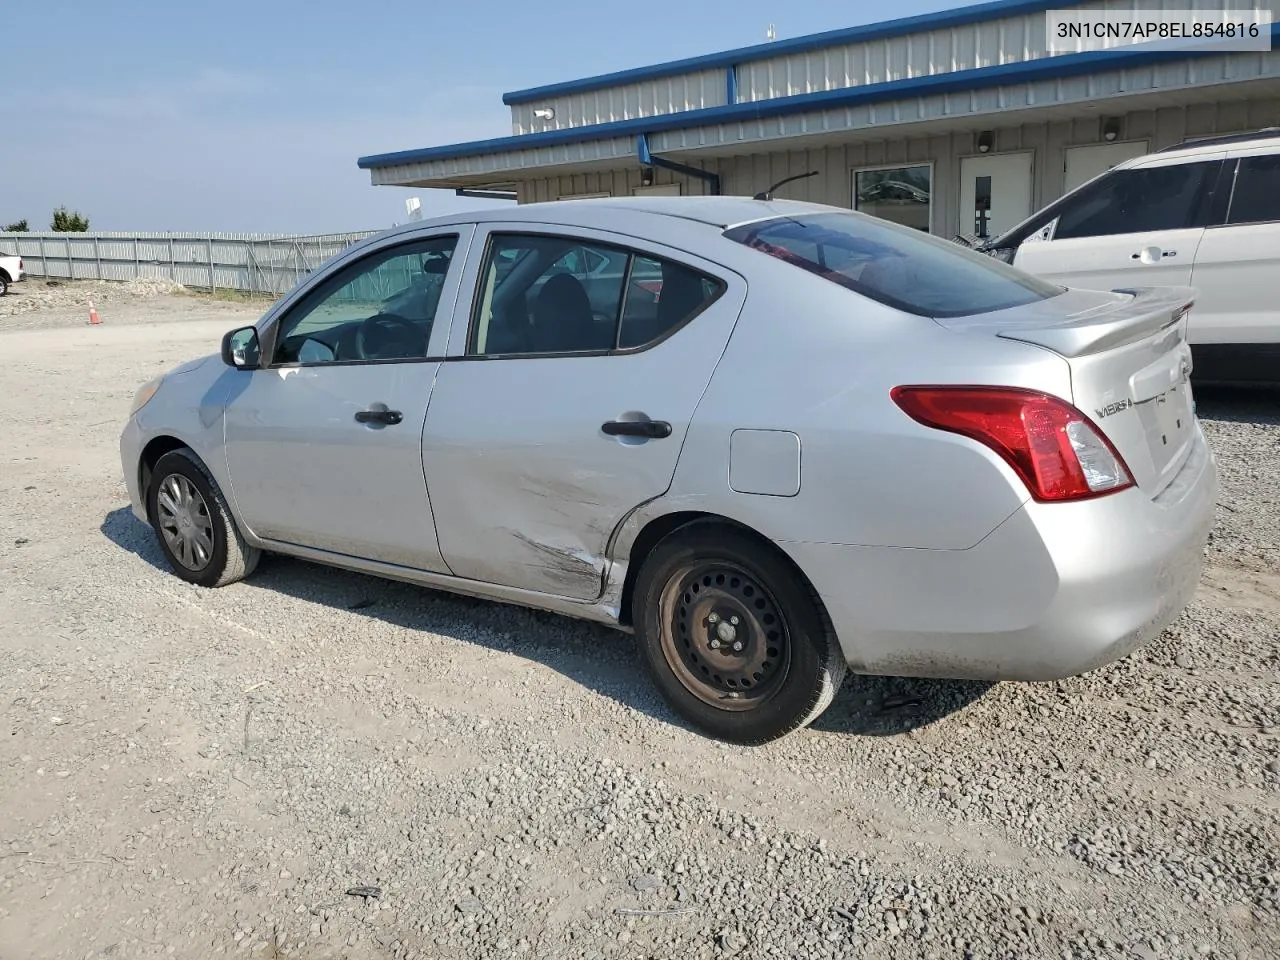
544 195 837 227
381 195 841 241
1125 128 1280 168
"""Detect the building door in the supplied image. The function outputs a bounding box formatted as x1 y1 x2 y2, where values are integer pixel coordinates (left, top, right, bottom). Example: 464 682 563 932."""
958 152 1032 242
1064 141 1151 193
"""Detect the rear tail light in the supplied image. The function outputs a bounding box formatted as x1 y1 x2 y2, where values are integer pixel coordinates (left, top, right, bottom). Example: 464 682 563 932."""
890 385 1134 502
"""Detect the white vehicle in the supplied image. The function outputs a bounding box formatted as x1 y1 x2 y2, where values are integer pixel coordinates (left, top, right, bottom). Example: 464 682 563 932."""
979 128 1280 386
0 250 23 296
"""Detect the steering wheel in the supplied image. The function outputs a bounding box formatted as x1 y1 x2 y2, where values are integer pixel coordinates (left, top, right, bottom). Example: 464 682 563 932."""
355 313 419 360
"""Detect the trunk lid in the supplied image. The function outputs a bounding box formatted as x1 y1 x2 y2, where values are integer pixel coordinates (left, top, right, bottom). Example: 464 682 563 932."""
937 286 1197 496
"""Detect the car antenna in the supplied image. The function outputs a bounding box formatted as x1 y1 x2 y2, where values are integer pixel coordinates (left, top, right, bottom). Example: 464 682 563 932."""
753 170 819 201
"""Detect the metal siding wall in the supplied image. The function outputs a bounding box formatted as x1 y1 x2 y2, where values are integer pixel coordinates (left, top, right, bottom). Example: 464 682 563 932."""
703 96 1280 236
510 69 727 134
516 165 692 204
737 14 1046 102
508 95 1280 245
502 0 1279 129
645 51 1280 157
7 231 376 294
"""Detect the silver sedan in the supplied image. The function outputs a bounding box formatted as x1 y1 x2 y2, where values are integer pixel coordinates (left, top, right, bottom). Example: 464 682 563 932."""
119 197 1217 744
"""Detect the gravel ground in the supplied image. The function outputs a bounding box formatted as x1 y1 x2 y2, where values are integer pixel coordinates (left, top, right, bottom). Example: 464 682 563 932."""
0 277 267 328
0 293 1277 960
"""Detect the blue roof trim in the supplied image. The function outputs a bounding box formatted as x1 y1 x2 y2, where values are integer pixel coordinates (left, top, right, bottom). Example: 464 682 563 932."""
359 27 1280 171
501 0 1089 105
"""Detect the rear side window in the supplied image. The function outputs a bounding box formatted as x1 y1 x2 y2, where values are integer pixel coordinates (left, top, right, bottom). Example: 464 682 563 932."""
469 233 725 356
724 211 1061 319
1226 155 1280 224
1053 161 1217 239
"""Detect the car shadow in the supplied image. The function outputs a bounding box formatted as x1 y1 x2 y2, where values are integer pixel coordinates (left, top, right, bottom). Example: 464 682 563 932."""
101 506 991 740
809 675 994 736
1192 383 1280 425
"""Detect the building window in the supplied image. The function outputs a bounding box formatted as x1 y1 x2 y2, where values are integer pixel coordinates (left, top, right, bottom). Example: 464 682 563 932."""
853 165 932 233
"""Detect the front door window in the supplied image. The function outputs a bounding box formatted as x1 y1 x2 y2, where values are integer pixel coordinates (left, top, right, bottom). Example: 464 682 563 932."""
271 236 458 365
1052 162 1219 240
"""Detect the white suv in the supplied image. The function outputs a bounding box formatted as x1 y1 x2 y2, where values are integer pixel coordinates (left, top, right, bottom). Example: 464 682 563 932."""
980 128 1280 387
0 250 23 296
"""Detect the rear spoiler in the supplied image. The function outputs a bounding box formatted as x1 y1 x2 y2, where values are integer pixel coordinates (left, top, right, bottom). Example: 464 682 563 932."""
996 287 1196 359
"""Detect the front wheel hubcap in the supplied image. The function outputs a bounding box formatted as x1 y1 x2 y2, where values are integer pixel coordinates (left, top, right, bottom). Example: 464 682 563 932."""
156 473 215 571
659 561 791 711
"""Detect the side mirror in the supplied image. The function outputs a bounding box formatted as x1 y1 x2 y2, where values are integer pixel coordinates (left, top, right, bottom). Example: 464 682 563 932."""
221 325 262 369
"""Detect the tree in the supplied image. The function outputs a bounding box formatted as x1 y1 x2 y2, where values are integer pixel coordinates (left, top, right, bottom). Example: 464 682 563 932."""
51 207 90 232
3 219 28 232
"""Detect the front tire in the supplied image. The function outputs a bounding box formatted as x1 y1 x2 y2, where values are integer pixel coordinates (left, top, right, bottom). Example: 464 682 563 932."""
633 523 846 745
0 275 9 297
147 448 260 587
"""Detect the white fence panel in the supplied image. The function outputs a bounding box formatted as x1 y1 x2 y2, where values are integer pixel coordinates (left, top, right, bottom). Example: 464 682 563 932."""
1 230 380 295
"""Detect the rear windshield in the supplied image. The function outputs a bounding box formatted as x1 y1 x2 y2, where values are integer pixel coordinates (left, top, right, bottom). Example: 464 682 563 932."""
723 211 1062 318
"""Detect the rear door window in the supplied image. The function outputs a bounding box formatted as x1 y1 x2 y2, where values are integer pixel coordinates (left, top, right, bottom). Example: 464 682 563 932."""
724 211 1062 318
1053 161 1219 239
617 256 722 349
469 233 725 355
1226 154 1280 224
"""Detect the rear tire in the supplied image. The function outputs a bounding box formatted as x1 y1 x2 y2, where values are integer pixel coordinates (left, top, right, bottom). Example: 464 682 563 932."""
147 448 260 588
0 275 9 297
633 522 846 744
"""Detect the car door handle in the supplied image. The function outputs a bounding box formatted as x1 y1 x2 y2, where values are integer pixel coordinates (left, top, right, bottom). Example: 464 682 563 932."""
602 418 672 439
1131 250 1176 259
355 408 403 425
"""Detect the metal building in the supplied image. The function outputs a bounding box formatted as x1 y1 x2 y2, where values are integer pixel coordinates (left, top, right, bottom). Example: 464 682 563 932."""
357 0 1280 242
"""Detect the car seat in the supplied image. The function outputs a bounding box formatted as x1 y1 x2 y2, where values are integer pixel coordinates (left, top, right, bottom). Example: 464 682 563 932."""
530 273 607 352
619 262 708 348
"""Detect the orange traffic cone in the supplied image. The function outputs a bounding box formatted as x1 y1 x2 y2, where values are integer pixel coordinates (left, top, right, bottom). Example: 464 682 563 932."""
88 298 101 325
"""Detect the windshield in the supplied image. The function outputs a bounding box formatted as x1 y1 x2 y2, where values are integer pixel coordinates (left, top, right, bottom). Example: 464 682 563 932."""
723 211 1063 318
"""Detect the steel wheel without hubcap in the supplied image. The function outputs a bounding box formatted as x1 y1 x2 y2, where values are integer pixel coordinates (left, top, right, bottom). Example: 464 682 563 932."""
659 560 793 711
155 473 214 571
636 524 847 743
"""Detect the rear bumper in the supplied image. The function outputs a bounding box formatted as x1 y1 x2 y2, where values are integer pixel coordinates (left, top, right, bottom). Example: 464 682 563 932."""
784 426 1217 681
